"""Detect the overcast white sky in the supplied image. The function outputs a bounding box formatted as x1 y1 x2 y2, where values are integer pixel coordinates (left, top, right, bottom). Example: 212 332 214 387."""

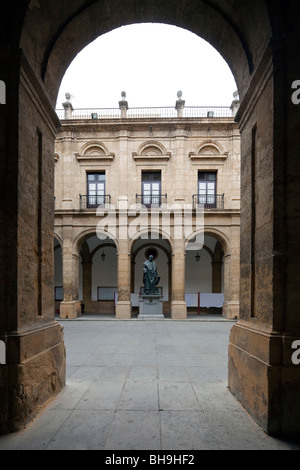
56 23 237 110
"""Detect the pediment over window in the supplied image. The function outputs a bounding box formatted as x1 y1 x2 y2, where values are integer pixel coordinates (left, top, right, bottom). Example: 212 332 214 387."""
75 141 115 162
199 145 220 155
84 146 106 156
141 146 163 156
133 141 171 161
189 141 228 161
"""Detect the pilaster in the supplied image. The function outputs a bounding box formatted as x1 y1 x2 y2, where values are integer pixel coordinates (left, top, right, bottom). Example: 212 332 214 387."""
0 51 65 433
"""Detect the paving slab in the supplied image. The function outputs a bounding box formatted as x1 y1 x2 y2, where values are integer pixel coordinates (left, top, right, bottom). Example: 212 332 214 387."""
0 316 299 451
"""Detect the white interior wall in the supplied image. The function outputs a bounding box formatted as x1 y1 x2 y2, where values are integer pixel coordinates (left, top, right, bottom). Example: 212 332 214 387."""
185 248 212 293
91 246 118 300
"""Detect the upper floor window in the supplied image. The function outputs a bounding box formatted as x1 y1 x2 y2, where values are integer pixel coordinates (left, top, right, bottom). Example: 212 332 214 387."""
141 171 162 207
198 171 217 208
87 172 105 208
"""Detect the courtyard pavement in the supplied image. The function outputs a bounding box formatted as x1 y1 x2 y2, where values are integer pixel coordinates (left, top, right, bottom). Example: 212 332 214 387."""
0 314 299 451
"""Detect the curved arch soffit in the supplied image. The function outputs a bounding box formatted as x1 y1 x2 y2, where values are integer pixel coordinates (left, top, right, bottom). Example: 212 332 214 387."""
185 228 230 256
132 241 172 263
73 228 118 254
54 232 63 248
31 2 265 104
90 242 117 259
129 229 174 254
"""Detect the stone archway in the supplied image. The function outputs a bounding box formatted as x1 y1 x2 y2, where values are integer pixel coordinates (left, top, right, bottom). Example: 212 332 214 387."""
1 0 300 439
185 228 237 318
131 237 172 316
79 236 118 315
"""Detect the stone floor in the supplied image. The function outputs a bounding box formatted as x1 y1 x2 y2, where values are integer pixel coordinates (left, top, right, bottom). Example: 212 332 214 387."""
0 315 299 451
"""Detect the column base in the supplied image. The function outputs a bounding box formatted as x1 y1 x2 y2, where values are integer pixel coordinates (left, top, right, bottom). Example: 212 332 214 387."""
0 322 66 434
171 301 187 319
228 321 300 439
222 300 239 319
115 301 132 319
59 301 81 319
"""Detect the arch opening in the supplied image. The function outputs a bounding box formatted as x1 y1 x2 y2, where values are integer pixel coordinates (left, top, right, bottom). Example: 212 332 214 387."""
185 234 225 316
78 233 118 315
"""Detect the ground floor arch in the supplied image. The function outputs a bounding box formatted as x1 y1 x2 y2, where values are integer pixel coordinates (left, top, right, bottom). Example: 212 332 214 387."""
185 234 225 314
131 234 172 315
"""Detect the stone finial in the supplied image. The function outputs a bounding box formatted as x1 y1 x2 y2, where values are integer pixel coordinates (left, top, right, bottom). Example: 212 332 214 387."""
230 90 240 117
119 91 128 118
175 90 185 117
62 92 73 119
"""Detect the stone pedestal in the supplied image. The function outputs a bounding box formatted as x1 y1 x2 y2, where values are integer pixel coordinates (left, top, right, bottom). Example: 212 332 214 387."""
138 295 164 319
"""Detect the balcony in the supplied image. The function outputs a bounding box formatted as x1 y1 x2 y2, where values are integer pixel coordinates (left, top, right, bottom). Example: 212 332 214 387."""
79 194 111 210
56 106 233 121
136 193 167 208
193 194 224 210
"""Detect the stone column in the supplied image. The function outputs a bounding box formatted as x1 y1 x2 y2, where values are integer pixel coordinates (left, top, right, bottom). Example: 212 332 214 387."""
222 222 240 319
0 51 65 433
115 239 132 319
82 260 92 313
60 237 81 319
171 239 187 319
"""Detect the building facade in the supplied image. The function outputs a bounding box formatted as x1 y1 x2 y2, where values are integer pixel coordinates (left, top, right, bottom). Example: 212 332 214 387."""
54 93 241 320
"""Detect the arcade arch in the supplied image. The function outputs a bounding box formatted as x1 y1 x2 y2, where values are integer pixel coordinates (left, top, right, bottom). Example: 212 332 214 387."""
131 234 172 315
76 233 117 314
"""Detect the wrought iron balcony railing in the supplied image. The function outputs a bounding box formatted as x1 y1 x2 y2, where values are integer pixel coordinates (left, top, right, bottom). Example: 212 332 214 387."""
193 194 224 210
79 194 111 210
136 193 167 208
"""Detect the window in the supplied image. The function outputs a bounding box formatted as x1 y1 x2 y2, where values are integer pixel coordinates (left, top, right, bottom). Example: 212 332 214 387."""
198 171 217 208
142 171 161 207
87 172 105 208
55 287 63 301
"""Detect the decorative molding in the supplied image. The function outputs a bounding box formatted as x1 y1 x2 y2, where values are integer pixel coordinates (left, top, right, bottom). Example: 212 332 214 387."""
75 152 115 163
132 153 171 162
189 152 228 161
134 140 171 161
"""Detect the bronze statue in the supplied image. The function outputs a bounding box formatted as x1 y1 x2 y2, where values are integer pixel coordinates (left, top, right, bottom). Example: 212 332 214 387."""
143 254 160 295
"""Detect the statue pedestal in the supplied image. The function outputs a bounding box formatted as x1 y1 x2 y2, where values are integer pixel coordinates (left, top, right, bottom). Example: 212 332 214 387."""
138 295 164 319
